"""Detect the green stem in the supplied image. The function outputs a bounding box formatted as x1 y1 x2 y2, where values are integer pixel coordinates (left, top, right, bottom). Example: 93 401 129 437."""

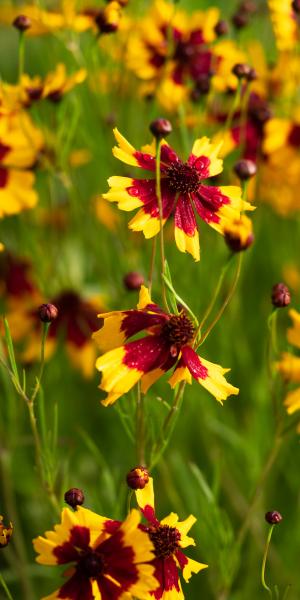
155 139 168 311
261 526 274 598
150 381 185 469
0 573 14 600
148 237 157 295
18 32 25 81
31 322 50 403
195 254 233 342
136 383 145 465
197 253 243 348
223 81 242 133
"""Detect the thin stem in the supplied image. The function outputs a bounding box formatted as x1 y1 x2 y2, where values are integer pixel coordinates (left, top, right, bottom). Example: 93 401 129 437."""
150 381 185 469
0 573 14 600
127 490 133 514
148 237 157 295
136 382 145 465
223 81 242 133
261 526 274 598
194 255 233 342
18 32 25 81
155 139 168 311
198 253 242 348
31 322 50 403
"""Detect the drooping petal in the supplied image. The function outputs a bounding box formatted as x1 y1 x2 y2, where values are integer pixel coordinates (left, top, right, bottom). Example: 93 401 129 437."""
287 309 300 350
174 194 200 261
277 352 300 383
112 128 156 171
175 550 208 582
136 477 156 515
103 176 145 211
193 184 254 234
152 555 183 599
181 346 239 403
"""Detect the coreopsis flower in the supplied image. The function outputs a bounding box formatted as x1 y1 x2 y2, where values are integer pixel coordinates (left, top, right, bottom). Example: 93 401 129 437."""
17 64 87 106
93 285 239 406
126 1 245 110
268 0 299 50
136 477 208 599
103 129 253 261
277 309 300 415
33 506 157 600
0 516 13 548
0 110 43 217
0 2 93 36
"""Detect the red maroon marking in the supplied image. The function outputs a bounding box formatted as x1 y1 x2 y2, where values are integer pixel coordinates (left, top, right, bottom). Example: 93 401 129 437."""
0 167 9 188
181 346 208 380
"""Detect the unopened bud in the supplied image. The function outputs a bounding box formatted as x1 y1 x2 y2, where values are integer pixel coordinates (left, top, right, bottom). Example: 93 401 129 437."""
149 118 172 139
271 283 291 308
239 0 257 13
234 159 257 180
0 516 13 548
265 511 282 525
224 215 254 253
232 63 252 79
232 12 248 29
38 303 58 323
246 67 257 82
13 14 31 32
123 272 145 291
126 466 149 490
64 488 85 509
214 19 229 37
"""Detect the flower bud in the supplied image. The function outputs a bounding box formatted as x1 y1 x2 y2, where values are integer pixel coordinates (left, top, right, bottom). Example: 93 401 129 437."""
0 516 13 548
265 511 282 525
13 14 31 32
126 466 149 490
123 271 145 291
271 283 291 308
292 0 300 14
224 215 254 253
239 0 257 13
214 20 229 37
246 67 257 82
234 159 257 180
149 118 172 139
64 488 85 509
38 303 58 323
232 12 248 29
232 63 252 79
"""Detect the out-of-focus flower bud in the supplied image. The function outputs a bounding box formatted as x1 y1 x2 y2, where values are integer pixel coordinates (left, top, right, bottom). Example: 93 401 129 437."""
214 20 229 37
234 159 257 180
271 283 291 308
265 511 282 524
232 63 252 79
38 303 58 323
64 488 85 509
149 118 172 139
126 466 149 490
224 215 254 253
123 272 145 291
13 14 31 32
239 1 257 13
232 12 249 29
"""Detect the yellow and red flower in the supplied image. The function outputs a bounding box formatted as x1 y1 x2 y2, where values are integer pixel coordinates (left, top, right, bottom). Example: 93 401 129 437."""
33 506 157 600
126 1 245 109
103 129 253 261
268 0 299 50
277 309 300 415
0 515 13 548
136 477 207 599
93 285 239 406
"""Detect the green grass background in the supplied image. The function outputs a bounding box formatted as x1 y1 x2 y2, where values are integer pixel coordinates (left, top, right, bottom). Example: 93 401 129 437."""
0 1 299 599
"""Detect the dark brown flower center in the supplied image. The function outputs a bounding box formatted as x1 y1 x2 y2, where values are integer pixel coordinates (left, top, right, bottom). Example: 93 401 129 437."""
162 312 195 356
149 525 181 559
78 549 104 578
167 162 200 194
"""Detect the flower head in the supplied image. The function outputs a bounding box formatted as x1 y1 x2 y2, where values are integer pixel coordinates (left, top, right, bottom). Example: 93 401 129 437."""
0 516 13 548
103 128 254 261
136 477 207 599
93 285 239 406
33 506 157 600
277 309 300 415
